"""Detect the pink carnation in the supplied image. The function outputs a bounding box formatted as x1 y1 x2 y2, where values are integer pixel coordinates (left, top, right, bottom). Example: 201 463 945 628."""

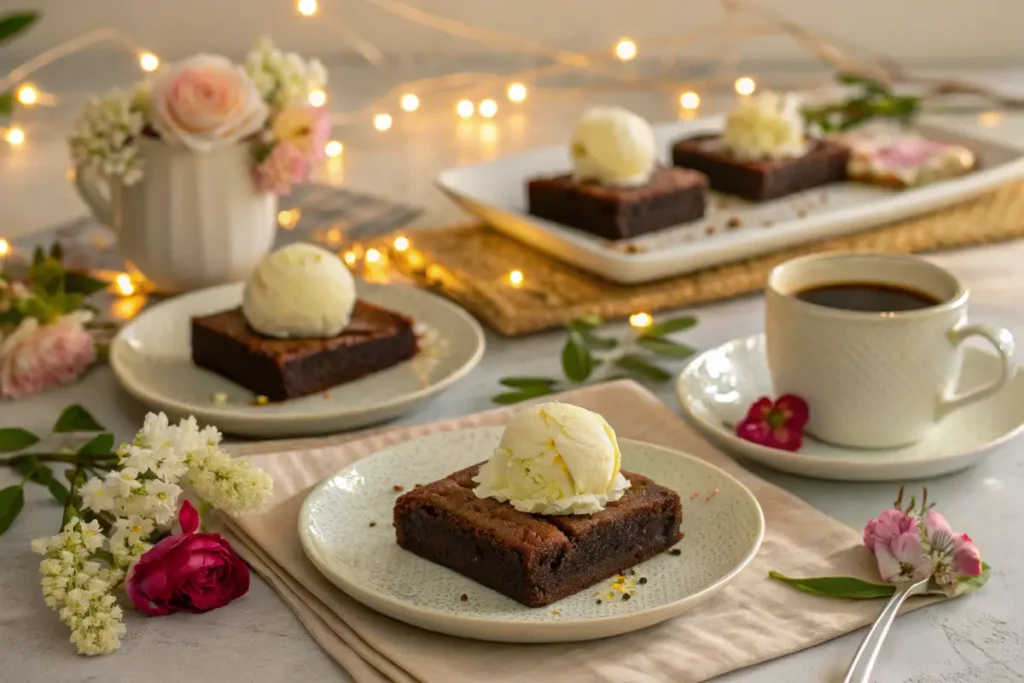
253 141 310 195
0 312 96 399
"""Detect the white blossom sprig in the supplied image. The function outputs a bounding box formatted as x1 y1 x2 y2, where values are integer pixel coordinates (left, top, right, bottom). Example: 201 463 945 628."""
67 82 150 185
245 35 327 111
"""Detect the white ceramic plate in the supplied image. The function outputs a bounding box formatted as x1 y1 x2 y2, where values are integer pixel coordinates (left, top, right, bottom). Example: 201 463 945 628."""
676 334 1024 481
110 282 485 437
299 427 764 643
437 116 1024 284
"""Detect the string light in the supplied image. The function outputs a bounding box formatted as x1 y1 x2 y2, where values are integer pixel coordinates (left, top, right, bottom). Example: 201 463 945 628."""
629 312 653 328
393 236 410 252
297 0 318 16
365 248 382 264
456 99 474 118
508 270 524 288
400 93 420 112
373 113 393 131
16 84 38 106
479 99 498 118
325 140 343 157
6 127 25 146
308 89 326 107
614 38 637 61
679 92 700 110
277 209 301 230
342 251 357 266
0 239 9 257
735 76 756 96
139 52 159 72
507 83 527 103
115 274 136 296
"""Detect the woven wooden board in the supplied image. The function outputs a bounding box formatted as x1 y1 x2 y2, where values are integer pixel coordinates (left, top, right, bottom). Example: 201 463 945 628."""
377 181 1024 336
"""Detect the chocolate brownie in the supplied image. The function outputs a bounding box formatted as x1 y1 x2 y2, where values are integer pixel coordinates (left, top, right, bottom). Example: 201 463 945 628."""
527 166 708 241
191 300 417 401
671 135 849 201
393 464 683 607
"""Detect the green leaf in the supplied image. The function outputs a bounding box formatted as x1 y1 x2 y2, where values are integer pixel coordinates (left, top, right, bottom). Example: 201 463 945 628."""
768 571 896 599
0 485 25 536
636 336 697 359
956 562 991 595
0 428 39 452
53 405 105 433
92 549 115 565
571 315 604 329
32 245 45 266
614 354 671 382
0 11 39 44
77 433 114 456
643 316 697 337
561 333 594 383
45 478 69 505
492 386 555 405
499 377 558 390
48 242 64 262
64 272 110 296
62 503 79 527
0 91 12 117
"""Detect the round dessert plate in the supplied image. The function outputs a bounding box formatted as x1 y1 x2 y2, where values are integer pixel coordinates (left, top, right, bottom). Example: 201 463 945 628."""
299 427 764 643
110 282 485 437
676 334 1024 481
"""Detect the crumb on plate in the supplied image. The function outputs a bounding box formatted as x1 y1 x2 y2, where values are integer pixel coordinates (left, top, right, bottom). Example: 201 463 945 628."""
726 216 742 229
669 548 682 556
212 392 228 405
368 521 377 527
393 484 404 492
460 593 468 602
252 395 269 406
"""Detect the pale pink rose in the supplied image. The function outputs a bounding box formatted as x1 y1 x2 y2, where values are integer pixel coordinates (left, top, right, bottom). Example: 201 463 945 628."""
951 533 983 579
271 106 330 159
0 312 96 399
863 508 916 553
151 55 268 153
875 529 932 583
253 142 309 195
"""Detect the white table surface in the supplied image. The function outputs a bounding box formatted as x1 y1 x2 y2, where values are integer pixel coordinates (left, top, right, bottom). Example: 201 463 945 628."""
2 61 1024 682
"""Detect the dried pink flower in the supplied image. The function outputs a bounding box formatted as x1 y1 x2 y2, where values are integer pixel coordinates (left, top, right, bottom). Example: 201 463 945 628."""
0 312 96 399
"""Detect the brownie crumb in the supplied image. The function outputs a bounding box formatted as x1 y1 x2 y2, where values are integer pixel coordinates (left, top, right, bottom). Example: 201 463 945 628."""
622 593 631 601
625 243 643 254
368 521 377 527
323 391 333 399
596 599 602 604
726 216 742 229
638 577 648 585
668 548 682 556
460 594 468 602
704 226 715 236
628 569 636 576
393 485 404 492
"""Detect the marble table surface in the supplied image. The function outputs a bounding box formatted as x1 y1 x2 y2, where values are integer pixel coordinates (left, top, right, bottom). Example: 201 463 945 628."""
3 64 1024 682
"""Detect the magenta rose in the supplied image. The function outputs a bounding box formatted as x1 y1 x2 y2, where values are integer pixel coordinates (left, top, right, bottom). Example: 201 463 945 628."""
127 500 250 616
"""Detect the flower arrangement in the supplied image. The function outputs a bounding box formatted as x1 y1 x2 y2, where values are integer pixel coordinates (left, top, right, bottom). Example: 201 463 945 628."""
69 37 328 196
0 406 272 654
0 243 109 399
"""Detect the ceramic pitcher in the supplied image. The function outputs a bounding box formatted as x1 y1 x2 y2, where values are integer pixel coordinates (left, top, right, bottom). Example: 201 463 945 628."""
74 136 277 293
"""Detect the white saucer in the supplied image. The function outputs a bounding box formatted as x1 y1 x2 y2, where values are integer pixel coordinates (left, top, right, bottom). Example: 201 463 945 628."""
110 282 485 437
676 334 1024 481
299 427 764 643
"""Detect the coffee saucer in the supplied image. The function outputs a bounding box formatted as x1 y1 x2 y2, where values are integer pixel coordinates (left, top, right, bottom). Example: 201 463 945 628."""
675 334 1024 481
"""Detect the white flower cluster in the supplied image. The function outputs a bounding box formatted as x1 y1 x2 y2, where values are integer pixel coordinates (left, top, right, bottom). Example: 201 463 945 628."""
31 519 126 656
245 36 327 110
67 82 150 185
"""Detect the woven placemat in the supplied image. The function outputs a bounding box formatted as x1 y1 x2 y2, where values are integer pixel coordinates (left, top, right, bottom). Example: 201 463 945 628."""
378 181 1024 336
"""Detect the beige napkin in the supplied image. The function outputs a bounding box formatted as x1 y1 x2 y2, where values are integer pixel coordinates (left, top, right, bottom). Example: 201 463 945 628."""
219 380 932 683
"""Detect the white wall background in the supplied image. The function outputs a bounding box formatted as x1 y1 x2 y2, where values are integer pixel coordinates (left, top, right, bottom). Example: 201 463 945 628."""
0 0 1019 65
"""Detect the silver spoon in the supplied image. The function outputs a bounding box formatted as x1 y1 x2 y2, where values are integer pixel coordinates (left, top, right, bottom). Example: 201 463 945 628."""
842 577 930 683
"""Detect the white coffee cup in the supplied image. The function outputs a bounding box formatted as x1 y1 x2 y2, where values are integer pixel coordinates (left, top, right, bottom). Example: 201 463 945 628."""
766 252 1015 449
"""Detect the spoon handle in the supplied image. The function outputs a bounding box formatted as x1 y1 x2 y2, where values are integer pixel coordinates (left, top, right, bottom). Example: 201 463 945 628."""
842 578 929 683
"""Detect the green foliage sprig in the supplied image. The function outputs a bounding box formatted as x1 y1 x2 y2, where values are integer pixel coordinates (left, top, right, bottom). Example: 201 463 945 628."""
802 73 921 133
492 314 698 404
0 242 109 327
0 11 41 118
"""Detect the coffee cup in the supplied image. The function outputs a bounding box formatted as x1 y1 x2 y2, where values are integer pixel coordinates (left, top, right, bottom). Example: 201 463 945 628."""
765 252 1015 449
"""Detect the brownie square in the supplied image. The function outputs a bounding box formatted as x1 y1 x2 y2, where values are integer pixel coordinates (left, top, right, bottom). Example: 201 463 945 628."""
527 166 708 241
671 135 849 201
393 464 683 607
191 300 417 401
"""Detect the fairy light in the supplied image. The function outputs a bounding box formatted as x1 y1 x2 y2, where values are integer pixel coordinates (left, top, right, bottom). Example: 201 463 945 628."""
16 84 38 106
508 270 524 288
373 113 393 131
0 239 9 257
679 92 700 110
277 209 301 230
735 76 756 96
342 251 357 266
456 99 474 118
400 93 420 112
297 0 318 16
614 38 637 61
139 52 159 72
629 312 653 328
393 236 410 252
507 83 527 103
479 99 498 118
365 248 382 264
115 274 136 296
308 89 326 107
6 127 25 146
325 140 343 157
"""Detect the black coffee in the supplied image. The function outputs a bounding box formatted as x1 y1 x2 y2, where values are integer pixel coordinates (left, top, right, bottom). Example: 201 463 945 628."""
794 282 941 312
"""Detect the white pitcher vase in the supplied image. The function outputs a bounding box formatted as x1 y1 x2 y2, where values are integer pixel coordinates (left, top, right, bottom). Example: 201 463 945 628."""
74 136 277 293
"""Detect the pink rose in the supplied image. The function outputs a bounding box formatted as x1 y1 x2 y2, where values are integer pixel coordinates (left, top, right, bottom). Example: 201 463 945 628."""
151 55 268 153
951 533 983 579
862 507 916 553
0 312 96 399
875 529 932 583
253 141 309 195
127 501 250 616
271 106 330 160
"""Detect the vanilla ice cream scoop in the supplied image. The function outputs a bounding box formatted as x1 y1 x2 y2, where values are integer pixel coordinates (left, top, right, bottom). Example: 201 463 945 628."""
473 402 630 515
242 243 356 338
721 90 807 161
570 107 656 187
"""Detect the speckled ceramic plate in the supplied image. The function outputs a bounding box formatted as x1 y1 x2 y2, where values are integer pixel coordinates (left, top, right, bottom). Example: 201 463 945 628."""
299 427 764 643
110 282 485 437
676 334 1024 481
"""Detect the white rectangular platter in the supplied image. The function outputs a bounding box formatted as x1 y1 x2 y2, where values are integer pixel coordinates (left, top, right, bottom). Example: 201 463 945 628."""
436 116 1024 284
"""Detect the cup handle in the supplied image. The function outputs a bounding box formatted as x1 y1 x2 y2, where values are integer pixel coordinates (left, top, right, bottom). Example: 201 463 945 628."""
938 323 1015 416
73 165 116 232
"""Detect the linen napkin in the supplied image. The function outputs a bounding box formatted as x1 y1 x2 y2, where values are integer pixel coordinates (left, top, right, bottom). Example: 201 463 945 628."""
219 380 932 683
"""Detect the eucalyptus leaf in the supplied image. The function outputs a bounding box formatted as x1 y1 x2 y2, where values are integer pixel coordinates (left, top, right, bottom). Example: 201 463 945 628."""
0 11 39 44
636 336 697 359
614 354 671 382
77 433 114 456
768 571 896 599
499 377 558 390
492 386 554 405
561 333 594 383
0 485 25 536
0 427 39 452
643 316 697 337
53 405 105 433
569 326 618 351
